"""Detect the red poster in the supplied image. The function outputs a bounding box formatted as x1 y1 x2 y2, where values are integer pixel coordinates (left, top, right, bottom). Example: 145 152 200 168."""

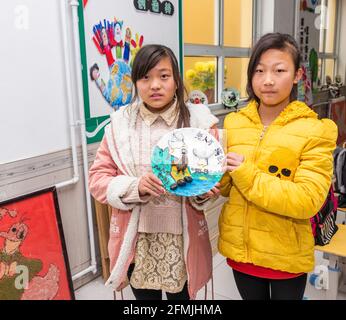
0 188 74 300
329 97 346 146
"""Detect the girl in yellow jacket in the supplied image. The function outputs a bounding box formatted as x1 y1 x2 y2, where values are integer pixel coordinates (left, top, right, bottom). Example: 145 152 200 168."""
219 33 337 300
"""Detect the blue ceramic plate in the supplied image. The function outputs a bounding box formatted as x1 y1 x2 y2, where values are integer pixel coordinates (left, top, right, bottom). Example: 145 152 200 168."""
151 128 225 197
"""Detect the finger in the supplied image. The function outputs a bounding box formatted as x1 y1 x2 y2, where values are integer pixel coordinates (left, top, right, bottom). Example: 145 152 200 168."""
226 153 244 162
211 187 220 195
204 191 214 198
222 165 238 172
141 175 164 193
147 179 166 194
226 155 242 164
225 157 243 166
226 152 239 158
147 173 163 186
142 184 161 197
208 188 219 197
144 181 164 195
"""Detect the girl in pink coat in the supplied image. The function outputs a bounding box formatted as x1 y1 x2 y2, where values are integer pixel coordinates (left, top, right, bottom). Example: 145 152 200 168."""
89 44 220 300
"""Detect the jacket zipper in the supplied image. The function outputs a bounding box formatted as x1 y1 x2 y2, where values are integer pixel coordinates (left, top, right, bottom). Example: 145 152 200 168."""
244 124 269 261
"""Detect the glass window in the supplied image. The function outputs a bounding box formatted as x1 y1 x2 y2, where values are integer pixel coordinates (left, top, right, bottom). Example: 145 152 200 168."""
224 0 253 48
317 0 338 83
324 59 335 80
225 58 250 97
318 58 323 84
184 57 217 104
325 0 336 54
183 0 254 106
224 58 249 98
183 0 216 45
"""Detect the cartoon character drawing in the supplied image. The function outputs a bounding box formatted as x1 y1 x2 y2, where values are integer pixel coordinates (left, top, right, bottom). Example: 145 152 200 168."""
0 216 60 300
0 207 17 220
90 63 106 95
151 147 177 189
113 18 124 59
168 132 193 190
21 264 60 300
260 147 299 181
92 20 116 67
90 18 143 110
123 27 132 63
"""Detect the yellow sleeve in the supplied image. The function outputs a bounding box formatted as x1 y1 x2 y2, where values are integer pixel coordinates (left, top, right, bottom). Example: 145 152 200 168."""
230 119 337 219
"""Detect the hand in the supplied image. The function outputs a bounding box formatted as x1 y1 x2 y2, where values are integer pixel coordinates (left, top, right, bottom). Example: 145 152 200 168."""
223 152 244 172
197 182 221 200
138 173 166 198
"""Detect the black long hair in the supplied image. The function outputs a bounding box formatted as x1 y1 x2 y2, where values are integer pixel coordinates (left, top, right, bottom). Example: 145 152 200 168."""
131 44 190 128
246 33 301 103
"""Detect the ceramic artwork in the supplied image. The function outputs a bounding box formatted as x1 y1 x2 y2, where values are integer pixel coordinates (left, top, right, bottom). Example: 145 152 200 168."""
221 87 240 108
151 128 225 196
188 90 209 105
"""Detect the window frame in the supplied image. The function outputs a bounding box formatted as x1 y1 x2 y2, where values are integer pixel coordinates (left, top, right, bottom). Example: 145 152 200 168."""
183 0 257 112
311 0 340 84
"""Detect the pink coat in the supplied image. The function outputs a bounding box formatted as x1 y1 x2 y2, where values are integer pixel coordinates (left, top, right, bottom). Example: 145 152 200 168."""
88 103 219 299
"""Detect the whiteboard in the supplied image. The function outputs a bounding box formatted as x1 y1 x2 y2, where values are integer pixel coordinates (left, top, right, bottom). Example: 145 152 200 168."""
0 0 70 164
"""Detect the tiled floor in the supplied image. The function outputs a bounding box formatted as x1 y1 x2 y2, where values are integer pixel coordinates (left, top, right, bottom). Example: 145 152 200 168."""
75 251 346 300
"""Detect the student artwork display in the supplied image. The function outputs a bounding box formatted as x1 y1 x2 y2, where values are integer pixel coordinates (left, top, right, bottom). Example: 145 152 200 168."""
151 128 225 197
0 188 74 300
90 18 142 110
80 0 182 144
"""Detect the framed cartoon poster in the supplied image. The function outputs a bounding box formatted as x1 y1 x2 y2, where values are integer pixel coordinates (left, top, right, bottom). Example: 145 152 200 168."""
78 0 183 144
0 187 74 300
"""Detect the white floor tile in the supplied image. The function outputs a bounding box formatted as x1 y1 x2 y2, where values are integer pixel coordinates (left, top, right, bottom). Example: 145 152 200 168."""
210 261 242 300
196 289 231 300
75 277 113 300
213 253 226 268
75 249 346 300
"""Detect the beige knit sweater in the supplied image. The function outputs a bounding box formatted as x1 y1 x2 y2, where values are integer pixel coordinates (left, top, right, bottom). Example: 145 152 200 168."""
121 101 183 235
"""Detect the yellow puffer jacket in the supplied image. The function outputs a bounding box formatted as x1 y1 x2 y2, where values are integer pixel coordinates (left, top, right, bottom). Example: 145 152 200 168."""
218 100 337 273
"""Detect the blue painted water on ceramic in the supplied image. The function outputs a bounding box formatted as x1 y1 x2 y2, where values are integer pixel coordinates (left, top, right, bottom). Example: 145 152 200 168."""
152 146 223 196
169 171 222 197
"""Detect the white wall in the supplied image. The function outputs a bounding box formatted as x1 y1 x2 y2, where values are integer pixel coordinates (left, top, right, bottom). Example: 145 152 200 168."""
0 0 72 164
255 0 275 41
274 0 296 36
